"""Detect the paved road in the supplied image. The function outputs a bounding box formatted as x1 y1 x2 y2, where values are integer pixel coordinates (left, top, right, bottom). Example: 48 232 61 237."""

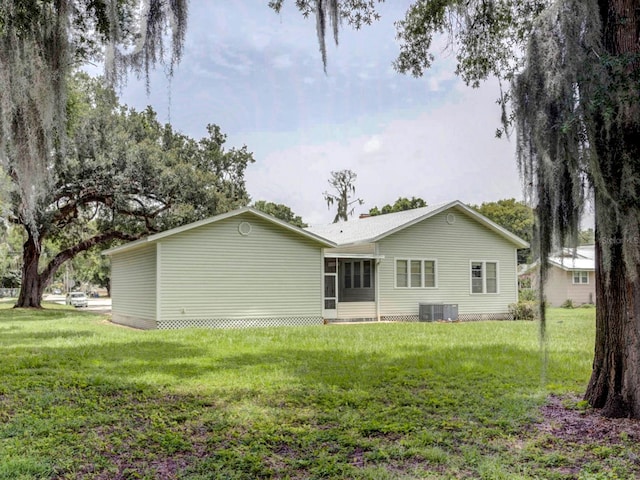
44 294 112 315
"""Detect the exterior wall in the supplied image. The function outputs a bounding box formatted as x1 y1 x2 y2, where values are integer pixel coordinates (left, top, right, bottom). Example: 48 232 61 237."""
336 301 376 319
376 208 519 320
111 245 157 329
325 243 376 255
568 272 595 305
544 266 595 307
157 213 323 328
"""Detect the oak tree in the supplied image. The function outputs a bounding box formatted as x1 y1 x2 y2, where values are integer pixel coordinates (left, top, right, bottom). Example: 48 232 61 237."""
0 0 188 305
471 198 533 263
5 74 253 307
253 200 308 228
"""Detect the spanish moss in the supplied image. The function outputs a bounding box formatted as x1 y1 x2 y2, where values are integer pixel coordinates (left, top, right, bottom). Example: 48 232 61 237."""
0 0 187 254
513 0 600 343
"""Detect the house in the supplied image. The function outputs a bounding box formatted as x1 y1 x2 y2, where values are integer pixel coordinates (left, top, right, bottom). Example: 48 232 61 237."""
307 201 528 322
104 201 528 329
521 246 595 307
103 208 336 329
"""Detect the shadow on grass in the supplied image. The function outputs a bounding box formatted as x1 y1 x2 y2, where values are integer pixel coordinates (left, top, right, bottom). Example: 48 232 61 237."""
1 335 560 417
0 306 92 321
0 329 99 342
0 321 595 479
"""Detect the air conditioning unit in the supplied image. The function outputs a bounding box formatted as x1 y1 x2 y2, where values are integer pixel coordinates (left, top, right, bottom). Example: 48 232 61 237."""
419 303 458 322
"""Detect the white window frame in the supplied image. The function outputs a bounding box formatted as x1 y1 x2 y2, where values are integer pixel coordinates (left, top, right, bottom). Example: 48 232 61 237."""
423 259 437 288
470 260 500 294
395 258 438 289
572 270 589 285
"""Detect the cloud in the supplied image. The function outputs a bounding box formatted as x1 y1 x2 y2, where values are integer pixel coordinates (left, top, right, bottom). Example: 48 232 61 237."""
246 79 522 226
272 54 294 69
363 136 382 154
206 45 254 75
117 2 523 228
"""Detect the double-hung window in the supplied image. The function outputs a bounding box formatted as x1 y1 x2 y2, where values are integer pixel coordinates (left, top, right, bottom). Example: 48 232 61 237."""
396 259 437 288
471 261 498 294
573 271 589 284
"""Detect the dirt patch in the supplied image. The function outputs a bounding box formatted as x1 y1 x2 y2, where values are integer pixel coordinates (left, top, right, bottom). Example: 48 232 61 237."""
538 394 640 445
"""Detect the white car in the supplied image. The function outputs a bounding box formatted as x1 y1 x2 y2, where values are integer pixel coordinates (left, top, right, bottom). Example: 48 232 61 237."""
66 292 88 308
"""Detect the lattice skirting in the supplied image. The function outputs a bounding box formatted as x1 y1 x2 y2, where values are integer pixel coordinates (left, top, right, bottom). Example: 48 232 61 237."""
326 315 418 323
326 317 378 324
380 314 420 322
328 313 514 324
458 312 514 321
156 316 323 330
385 313 514 322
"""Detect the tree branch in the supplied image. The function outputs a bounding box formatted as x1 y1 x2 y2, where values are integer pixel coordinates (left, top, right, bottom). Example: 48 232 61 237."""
39 230 141 288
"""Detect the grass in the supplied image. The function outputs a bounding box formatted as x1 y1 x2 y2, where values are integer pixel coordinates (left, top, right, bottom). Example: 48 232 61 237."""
0 303 635 479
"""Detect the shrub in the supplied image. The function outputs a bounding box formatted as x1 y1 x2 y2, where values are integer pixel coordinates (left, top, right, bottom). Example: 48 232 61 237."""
508 301 538 321
519 288 538 302
561 299 575 309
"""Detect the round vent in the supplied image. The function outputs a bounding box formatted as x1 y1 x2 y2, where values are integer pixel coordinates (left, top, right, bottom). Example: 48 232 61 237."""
238 221 252 236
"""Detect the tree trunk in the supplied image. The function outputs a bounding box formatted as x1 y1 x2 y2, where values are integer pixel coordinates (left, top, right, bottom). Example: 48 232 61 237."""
14 229 139 308
15 233 45 308
584 227 640 417
584 0 640 418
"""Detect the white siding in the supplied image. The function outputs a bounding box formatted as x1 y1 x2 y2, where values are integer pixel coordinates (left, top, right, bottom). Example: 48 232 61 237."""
158 213 323 326
325 243 376 255
377 208 519 319
111 245 157 328
337 301 376 319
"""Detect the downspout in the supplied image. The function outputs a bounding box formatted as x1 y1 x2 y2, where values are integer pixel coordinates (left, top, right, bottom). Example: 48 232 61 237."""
376 257 381 322
156 242 162 327
514 249 519 305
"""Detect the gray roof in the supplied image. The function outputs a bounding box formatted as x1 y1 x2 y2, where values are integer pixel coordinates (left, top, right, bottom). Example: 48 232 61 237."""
306 200 529 248
549 245 595 271
519 245 596 275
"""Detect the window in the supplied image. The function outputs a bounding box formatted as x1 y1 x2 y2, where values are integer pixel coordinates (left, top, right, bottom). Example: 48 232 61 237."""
354 261 361 288
424 260 436 288
411 260 422 287
344 262 351 288
486 262 497 293
573 270 589 284
396 259 438 288
343 260 372 289
471 262 483 293
363 261 371 288
471 261 499 294
396 260 408 287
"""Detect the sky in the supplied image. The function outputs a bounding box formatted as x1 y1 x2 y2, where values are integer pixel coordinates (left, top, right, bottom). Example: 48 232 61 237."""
118 1 524 226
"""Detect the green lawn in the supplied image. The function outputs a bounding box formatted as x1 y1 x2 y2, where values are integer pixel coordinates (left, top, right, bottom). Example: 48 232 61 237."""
0 304 635 479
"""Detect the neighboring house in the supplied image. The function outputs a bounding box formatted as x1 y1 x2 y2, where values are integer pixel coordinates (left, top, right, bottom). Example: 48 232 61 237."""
522 246 595 307
104 201 528 329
